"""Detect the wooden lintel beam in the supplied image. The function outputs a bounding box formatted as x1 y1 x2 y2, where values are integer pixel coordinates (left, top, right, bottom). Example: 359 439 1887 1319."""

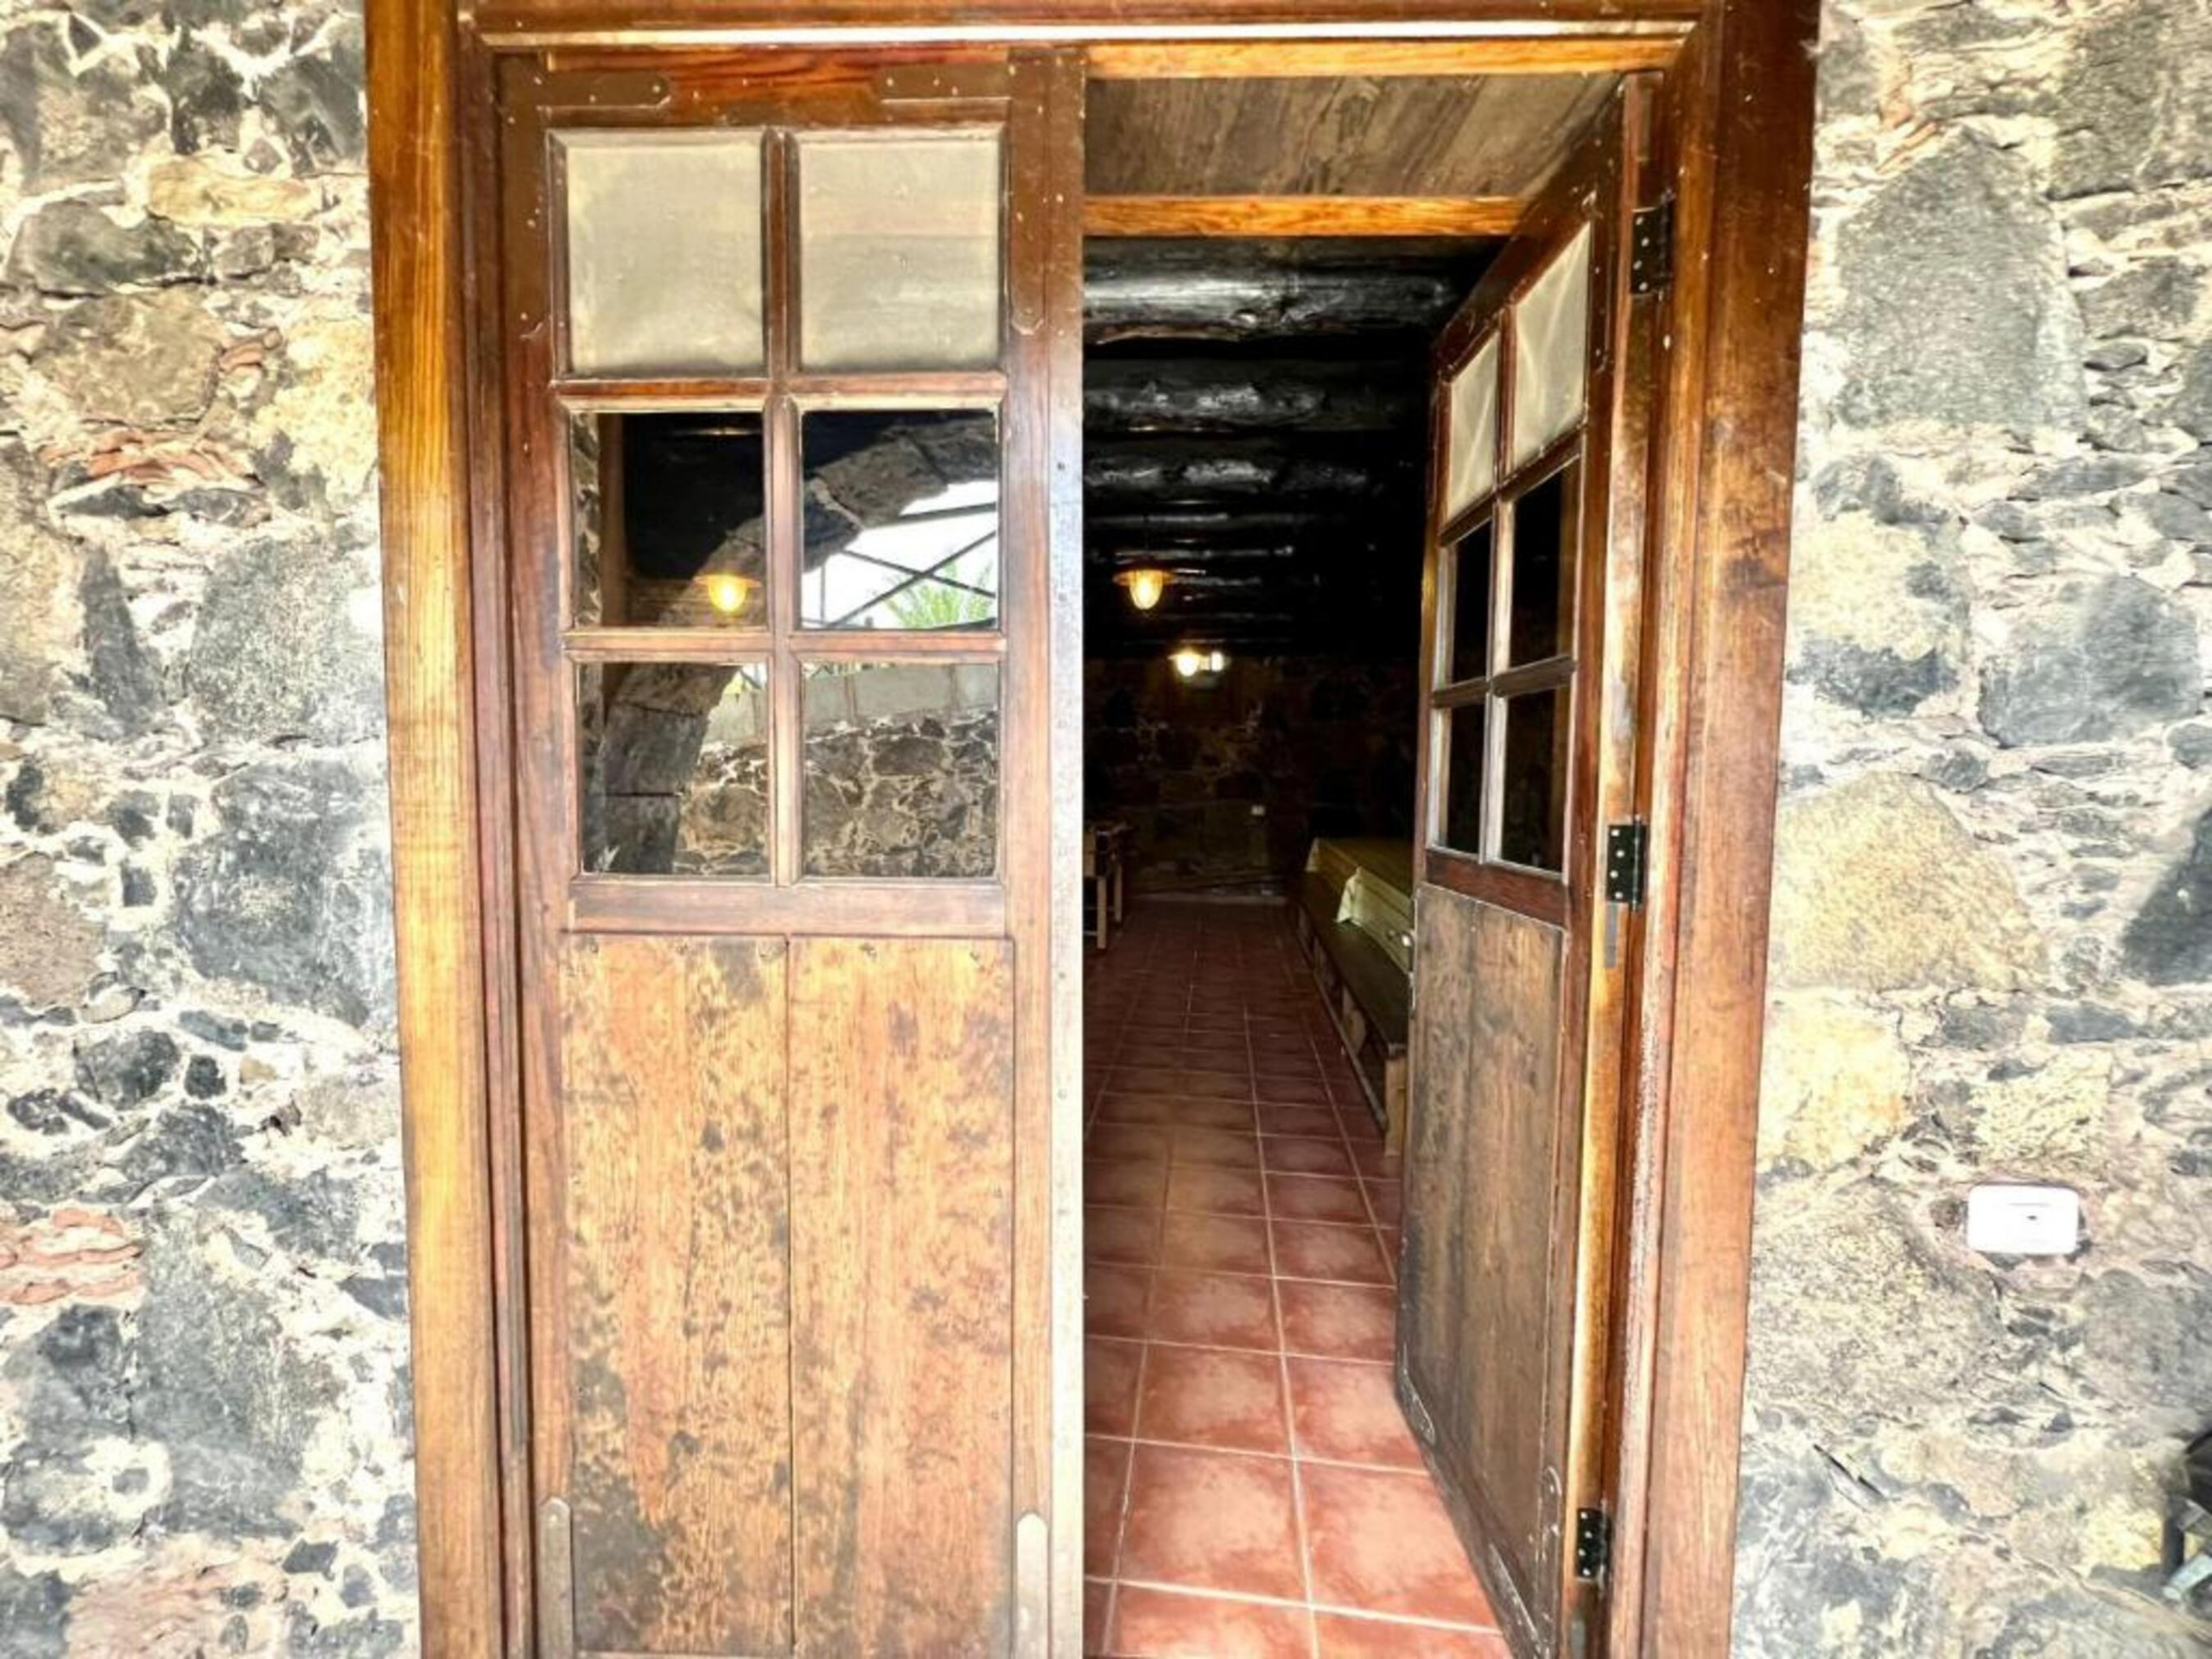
1084 37 1684 80
1085 194 1527 239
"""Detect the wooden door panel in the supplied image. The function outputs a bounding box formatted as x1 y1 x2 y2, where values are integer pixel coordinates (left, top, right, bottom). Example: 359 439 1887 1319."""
1402 887 1566 1630
790 938 1016 1656
558 934 795 1656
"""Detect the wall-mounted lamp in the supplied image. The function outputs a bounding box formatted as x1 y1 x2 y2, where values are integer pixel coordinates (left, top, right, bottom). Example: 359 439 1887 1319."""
1171 647 1228 680
703 573 760 616
1116 567 1172 612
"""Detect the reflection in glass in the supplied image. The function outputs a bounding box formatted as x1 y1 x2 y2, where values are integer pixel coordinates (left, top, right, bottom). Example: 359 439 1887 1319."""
577 662 769 877
1507 465 1576 666
572 411 768 629
801 662 999 878
561 131 766 378
801 411 1000 631
1447 521 1493 686
798 131 1003 372
1441 334 1499 524
1498 689 1567 873
1439 702 1486 857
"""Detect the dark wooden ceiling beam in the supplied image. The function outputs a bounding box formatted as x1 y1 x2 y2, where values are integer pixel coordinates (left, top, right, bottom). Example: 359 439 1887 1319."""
1086 194 1525 239
1084 239 1488 343
1085 356 1418 434
1086 436 1414 505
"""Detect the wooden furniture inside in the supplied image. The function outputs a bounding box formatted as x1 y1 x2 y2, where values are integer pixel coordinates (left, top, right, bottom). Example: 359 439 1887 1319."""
1083 819 1128 950
1294 836 1413 1149
366 9 1819 1657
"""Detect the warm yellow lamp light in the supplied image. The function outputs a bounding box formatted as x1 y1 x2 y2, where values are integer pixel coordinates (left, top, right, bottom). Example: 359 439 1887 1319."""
703 572 758 616
1171 647 1227 680
1116 567 1171 612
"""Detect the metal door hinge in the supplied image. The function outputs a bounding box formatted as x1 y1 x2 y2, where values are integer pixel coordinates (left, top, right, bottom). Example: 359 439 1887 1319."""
1630 199 1675 295
1573 1506 1612 1583
1605 821 1649 909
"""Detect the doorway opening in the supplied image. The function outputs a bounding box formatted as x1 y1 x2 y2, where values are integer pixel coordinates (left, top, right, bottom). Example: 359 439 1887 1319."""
1077 67 1641 1656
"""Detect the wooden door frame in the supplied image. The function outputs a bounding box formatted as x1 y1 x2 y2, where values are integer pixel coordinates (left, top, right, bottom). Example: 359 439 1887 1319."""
366 3 1815 1656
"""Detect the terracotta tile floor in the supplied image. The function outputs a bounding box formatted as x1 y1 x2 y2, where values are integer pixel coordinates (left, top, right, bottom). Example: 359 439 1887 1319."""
1084 899 1506 1658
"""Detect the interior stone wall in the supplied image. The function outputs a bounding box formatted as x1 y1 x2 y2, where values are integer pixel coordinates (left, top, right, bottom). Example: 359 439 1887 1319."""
1738 1 2212 1651
1084 654 1418 892
0 0 415 1651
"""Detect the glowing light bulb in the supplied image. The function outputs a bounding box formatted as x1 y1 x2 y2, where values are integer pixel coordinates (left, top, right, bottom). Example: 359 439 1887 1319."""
704 573 755 616
1116 567 1171 612
1171 647 1226 680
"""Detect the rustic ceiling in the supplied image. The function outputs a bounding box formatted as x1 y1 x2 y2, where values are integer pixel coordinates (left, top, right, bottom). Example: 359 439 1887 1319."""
1083 238 1498 658
1085 75 1618 199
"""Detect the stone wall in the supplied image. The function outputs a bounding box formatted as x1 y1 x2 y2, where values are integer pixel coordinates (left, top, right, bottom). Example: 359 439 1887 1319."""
1737 2 2212 1651
1084 654 1418 892
0 0 414 1652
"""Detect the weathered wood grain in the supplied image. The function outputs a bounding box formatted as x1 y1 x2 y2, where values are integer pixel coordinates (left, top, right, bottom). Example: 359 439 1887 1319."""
1087 75 1616 199
366 0 504 1650
789 938 1017 1656
559 934 794 1656
1402 884 1567 1650
1084 194 1526 238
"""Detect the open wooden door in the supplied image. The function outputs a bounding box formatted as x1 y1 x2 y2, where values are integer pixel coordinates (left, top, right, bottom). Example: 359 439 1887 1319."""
480 47 1084 1657
1398 81 1656 1659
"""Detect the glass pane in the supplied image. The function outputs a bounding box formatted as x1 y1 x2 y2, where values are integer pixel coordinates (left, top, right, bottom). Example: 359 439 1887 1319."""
1441 334 1499 523
1497 689 1567 873
802 662 999 878
1506 463 1577 665
798 131 1003 372
1510 225 1592 469
571 411 767 629
577 662 769 877
801 411 1000 631
561 131 765 378
1446 520 1493 685
1439 702 1486 856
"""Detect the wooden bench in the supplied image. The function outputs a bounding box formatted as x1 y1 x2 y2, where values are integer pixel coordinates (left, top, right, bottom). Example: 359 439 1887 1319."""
1084 821 1129 952
1293 857 1411 1153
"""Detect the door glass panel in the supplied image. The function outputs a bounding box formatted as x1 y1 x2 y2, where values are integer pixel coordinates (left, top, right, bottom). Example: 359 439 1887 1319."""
798 131 1003 372
1497 688 1567 873
1506 463 1577 666
802 662 1000 877
577 662 769 877
561 131 766 378
1438 702 1487 857
1510 224 1592 469
571 410 768 629
1446 519 1494 686
801 410 1001 631
1441 334 1499 523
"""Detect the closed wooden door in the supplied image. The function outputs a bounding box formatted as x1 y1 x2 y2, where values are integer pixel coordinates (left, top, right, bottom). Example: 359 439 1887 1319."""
1398 83 1655 1659
486 48 1084 1657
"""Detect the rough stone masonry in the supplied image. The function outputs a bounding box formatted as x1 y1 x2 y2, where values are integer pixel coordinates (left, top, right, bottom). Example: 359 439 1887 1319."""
1738 0 2212 1653
0 0 2209 1656
0 0 411 1650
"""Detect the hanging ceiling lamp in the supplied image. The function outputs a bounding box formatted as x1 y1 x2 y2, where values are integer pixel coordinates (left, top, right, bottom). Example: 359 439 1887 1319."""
1115 566 1171 612
1171 646 1227 680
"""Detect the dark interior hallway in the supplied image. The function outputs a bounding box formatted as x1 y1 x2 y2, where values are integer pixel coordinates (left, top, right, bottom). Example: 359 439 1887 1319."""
1083 899 1504 1656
